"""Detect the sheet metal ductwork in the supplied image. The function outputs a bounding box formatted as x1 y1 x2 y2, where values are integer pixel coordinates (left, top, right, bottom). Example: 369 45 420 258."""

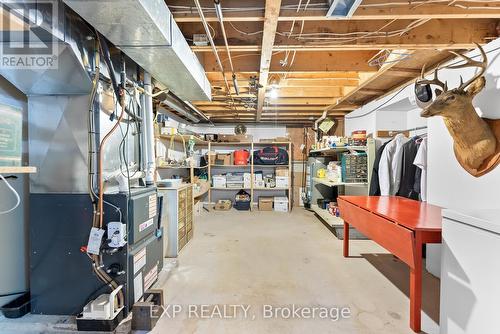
63 0 212 102
0 1 92 95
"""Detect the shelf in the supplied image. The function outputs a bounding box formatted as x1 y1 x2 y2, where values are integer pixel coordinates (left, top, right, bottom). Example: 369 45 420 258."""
158 165 208 169
211 187 251 190
254 187 289 191
253 165 289 168
158 134 208 146
194 187 209 198
312 177 367 187
309 146 367 154
210 142 252 146
0 166 37 174
311 205 344 227
253 142 291 145
211 165 250 168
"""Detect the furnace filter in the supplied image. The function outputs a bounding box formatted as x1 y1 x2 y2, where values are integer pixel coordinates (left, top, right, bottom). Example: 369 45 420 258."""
0 103 22 166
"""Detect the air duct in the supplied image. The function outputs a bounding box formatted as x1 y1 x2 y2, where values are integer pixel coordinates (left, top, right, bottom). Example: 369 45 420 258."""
63 0 211 101
326 0 363 18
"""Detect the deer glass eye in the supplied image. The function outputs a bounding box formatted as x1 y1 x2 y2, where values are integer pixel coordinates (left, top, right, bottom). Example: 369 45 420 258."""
446 95 456 101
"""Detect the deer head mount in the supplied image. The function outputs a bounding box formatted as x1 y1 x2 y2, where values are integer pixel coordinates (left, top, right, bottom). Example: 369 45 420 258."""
416 44 500 177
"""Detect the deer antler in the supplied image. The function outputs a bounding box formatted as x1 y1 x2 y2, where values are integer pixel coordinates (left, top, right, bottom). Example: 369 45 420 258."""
416 64 448 92
446 43 487 91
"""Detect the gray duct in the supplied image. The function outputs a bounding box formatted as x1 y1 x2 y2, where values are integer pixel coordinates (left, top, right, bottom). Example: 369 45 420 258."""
63 0 212 101
143 73 155 185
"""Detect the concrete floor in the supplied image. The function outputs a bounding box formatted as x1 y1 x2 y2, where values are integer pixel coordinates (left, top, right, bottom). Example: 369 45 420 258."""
0 208 440 334
152 209 440 334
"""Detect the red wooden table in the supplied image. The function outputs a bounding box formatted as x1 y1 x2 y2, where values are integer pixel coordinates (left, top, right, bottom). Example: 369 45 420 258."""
338 196 442 333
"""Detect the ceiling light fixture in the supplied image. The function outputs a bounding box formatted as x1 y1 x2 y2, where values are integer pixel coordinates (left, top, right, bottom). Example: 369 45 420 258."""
326 0 363 18
269 86 279 99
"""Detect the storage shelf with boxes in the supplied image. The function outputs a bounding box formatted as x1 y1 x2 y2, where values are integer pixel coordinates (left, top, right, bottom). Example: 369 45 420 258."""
207 141 293 212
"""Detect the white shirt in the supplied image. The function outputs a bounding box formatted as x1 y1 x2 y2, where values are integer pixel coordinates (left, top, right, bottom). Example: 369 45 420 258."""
378 134 409 196
414 137 428 202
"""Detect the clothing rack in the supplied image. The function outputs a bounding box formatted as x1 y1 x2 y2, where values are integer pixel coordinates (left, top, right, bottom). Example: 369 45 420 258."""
376 126 428 138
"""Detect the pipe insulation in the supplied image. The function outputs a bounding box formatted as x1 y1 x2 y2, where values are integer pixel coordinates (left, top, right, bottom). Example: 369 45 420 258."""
143 72 156 185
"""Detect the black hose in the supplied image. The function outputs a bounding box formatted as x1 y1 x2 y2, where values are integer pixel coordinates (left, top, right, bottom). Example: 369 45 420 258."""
97 32 120 102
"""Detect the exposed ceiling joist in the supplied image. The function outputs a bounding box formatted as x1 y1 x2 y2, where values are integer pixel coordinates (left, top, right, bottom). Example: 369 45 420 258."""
190 18 497 53
201 51 378 73
169 0 500 22
256 0 281 121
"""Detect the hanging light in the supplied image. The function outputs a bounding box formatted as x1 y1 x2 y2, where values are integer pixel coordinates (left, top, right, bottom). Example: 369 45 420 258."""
269 85 279 99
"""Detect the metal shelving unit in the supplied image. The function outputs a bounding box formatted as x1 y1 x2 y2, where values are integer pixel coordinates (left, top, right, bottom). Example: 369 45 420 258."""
309 138 376 231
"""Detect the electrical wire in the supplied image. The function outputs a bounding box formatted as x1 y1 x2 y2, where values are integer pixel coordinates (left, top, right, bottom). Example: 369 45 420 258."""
0 174 20 215
0 290 28 298
91 36 125 309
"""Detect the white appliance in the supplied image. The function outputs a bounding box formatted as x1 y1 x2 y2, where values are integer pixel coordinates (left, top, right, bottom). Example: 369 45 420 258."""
440 209 500 334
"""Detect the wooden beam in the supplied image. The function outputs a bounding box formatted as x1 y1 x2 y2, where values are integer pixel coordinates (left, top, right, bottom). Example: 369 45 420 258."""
267 86 344 98
187 19 497 52
205 71 361 81
190 19 498 53
195 97 341 106
358 88 387 95
256 0 281 122
386 68 423 77
209 78 359 88
201 50 378 72
200 105 342 112
326 49 416 112
170 0 500 22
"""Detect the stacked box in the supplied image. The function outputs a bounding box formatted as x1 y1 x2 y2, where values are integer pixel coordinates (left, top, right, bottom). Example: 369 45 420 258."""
212 175 226 188
226 173 244 188
275 176 288 188
273 197 289 212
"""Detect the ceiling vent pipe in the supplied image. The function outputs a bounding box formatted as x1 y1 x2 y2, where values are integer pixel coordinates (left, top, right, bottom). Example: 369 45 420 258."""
63 0 212 101
156 91 210 124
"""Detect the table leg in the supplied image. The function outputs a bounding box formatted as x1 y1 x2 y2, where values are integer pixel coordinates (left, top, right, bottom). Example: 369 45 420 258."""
409 233 423 333
343 221 349 257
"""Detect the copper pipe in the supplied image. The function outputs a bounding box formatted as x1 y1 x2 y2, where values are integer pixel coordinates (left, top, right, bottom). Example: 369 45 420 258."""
98 92 126 228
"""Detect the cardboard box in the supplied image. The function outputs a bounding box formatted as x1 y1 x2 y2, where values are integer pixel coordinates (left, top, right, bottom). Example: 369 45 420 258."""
254 180 265 188
258 196 273 211
215 153 232 166
276 176 289 188
274 196 289 212
207 152 216 165
276 167 289 177
212 175 226 188
214 200 232 211
243 173 251 188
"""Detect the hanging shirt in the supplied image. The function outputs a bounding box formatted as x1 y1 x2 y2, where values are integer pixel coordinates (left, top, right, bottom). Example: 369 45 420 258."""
413 137 428 201
378 133 409 196
369 141 390 196
397 138 420 200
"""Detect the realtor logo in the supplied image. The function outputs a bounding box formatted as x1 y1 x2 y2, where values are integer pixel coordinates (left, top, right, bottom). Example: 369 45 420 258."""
0 0 58 69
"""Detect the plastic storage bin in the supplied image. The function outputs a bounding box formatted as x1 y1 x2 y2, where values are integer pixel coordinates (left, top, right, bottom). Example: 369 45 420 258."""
0 292 30 318
234 200 251 211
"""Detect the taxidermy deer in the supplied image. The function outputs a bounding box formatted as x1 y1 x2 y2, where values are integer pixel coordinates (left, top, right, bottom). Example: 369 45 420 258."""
417 44 500 177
